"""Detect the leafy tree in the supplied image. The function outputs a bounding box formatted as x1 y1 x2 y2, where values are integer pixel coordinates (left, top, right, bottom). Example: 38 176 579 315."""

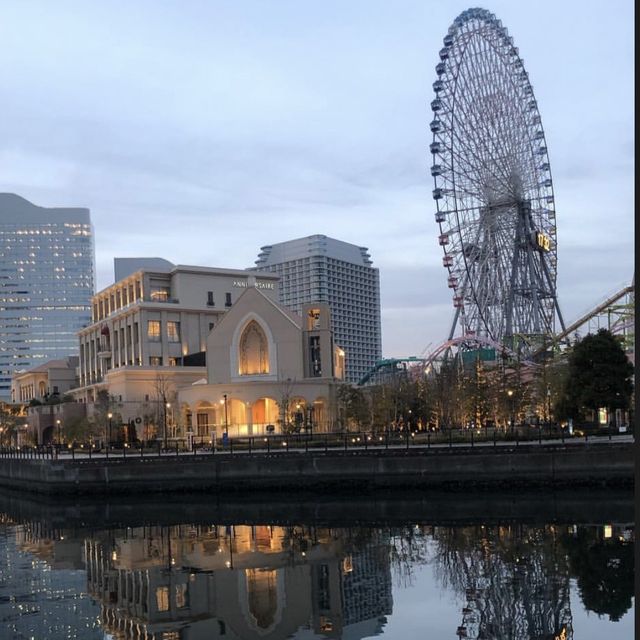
561 528 634 621
0 403 24 445
559 329 633 423
62 416 93 444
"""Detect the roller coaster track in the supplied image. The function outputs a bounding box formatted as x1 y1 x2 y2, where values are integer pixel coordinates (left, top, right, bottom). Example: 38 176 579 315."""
359 281 633 385
556 284 633 343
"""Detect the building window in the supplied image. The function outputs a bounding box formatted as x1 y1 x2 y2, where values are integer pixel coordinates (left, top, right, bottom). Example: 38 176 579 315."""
156 586 170 612
175 584 188 609
167 321 180 343
168 357 178 366
310 336 321 376
149 356 163 366
307 308 321 330
209 322 215 331
150 287 170 301
207 291 214 306
225 292 232 307
147 320 161 341
196 413 209 436
239 321 269 375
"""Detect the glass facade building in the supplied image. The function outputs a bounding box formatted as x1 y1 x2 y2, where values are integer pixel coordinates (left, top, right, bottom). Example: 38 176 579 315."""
0 194 94 401
252 235 382 384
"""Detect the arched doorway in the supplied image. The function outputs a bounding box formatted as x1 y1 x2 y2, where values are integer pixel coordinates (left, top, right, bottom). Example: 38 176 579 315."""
251 397 279 435
41 425 54 446
312 397 328 433
289 397 308 433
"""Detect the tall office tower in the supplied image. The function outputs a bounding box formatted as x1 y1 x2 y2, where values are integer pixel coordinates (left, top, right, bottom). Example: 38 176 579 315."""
0 194 94 401
253 235 381 384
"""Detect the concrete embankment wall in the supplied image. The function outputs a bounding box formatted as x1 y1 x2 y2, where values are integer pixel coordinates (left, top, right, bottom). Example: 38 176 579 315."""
0 443 633 496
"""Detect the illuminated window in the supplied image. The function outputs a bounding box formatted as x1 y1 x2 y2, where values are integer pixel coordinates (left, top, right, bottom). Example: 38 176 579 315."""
150 287 170 301
148 321 161 341
156 586 170 612
319 616 333 632
239 321 269 375
149 356 163 366
342 555 353 574
307 308 321 329
196 413 209 436
167 321 180 343
245 569 278 630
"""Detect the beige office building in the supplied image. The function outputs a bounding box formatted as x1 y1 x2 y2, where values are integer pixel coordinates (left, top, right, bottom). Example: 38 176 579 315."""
73 264 280 435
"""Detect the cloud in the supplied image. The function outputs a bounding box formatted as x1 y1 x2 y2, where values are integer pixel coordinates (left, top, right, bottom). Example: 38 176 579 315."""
0 0 633 360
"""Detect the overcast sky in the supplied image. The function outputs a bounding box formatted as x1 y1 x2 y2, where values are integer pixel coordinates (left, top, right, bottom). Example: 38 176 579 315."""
0 0 634 357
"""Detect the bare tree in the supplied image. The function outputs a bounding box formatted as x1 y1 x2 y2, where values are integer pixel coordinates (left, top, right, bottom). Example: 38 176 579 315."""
276 376 295 433
153 373 176 447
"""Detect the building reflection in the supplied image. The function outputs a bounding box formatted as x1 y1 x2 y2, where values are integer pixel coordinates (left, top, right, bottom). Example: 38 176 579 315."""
5 512 633 640
429 523 632 640
81 524 392 639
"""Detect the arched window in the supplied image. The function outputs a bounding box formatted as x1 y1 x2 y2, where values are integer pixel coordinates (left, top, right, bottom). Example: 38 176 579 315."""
239 321 269 375
245 569 279 630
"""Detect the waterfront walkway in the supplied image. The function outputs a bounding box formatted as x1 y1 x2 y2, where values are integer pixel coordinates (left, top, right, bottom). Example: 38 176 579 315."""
1 430 633 463
0 431 633 496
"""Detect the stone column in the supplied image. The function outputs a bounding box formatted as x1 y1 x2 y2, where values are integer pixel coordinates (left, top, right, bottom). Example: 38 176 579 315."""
246 403 253 436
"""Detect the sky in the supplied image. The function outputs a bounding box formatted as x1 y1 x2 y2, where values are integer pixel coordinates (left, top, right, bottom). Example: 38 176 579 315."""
0 0 634 358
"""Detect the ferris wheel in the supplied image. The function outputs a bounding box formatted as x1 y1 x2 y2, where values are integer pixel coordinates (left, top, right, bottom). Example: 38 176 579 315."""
431 8 565 354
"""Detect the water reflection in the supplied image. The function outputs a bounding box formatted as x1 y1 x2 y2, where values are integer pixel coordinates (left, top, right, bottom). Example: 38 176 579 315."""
0 495 634 640
84 524 392 639
431 525 573 639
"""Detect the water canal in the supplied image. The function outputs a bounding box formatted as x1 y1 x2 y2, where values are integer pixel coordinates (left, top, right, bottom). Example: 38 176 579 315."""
0 490 634 639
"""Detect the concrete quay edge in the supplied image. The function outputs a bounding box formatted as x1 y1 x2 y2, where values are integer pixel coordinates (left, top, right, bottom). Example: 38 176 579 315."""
0 443 633 497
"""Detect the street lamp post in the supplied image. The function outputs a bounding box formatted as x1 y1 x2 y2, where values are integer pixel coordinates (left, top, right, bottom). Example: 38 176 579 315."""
223 394 228 437
507 390 514 430
164 403 171 449
56 419 62 446
107 412 113 448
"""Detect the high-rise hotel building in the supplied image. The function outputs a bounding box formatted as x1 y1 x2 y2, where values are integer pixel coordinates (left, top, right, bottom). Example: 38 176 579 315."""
0 194 94 401
252 235 381 384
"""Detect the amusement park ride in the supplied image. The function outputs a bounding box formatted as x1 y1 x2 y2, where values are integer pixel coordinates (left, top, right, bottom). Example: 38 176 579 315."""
359 7 634 388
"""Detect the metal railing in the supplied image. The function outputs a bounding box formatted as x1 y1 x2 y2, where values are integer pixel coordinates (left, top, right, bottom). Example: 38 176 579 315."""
0 426 632 462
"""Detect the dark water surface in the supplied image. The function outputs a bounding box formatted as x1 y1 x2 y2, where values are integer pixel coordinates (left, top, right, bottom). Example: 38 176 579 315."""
0 490 634 639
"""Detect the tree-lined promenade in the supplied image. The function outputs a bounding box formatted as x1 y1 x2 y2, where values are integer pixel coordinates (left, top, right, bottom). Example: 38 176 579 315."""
0 427 632 461
339 329 634 434
0 329 633 449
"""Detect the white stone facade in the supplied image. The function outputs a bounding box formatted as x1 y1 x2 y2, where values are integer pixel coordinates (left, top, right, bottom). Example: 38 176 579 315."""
178 287 345 438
